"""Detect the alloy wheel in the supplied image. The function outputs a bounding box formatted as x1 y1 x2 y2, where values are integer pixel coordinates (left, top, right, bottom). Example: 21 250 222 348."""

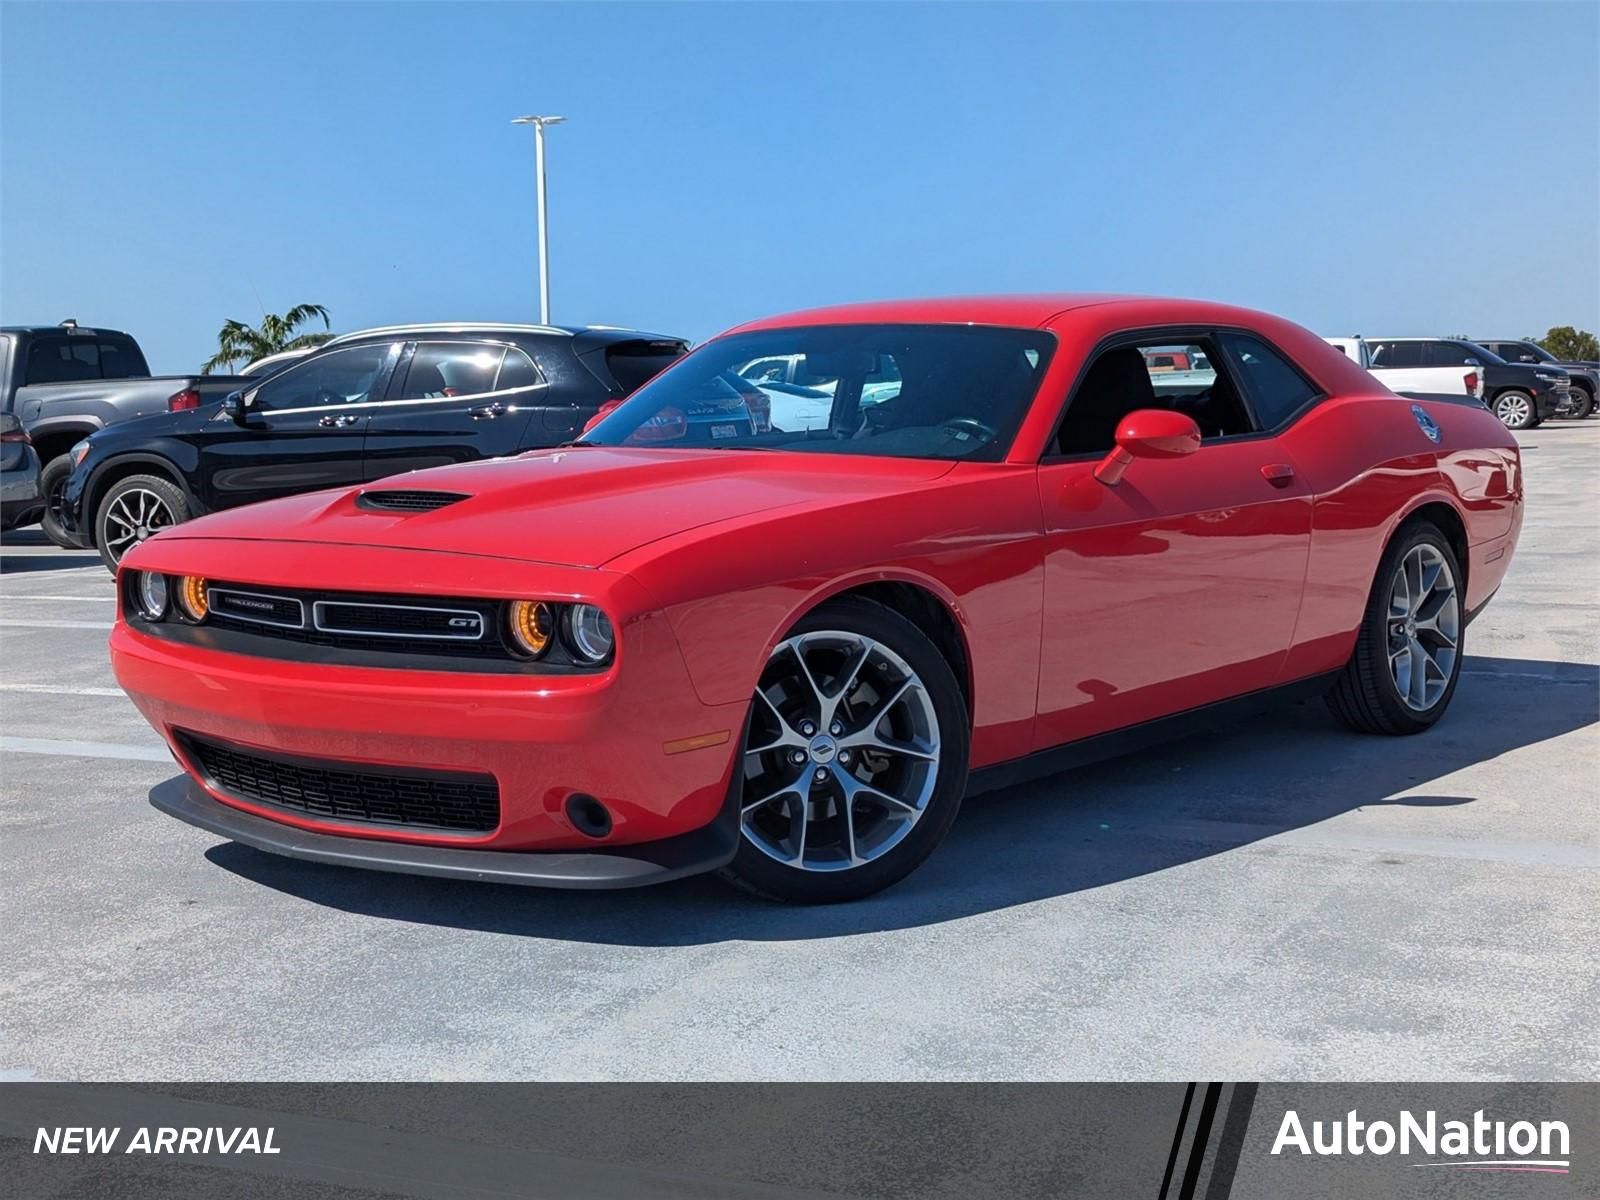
1386 543 1459 711
102 488 176 563
740 630 941 872
1495 393 1530 428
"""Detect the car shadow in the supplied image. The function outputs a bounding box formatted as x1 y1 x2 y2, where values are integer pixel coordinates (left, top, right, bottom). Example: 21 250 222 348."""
0 529 100 573
203 654 1597 945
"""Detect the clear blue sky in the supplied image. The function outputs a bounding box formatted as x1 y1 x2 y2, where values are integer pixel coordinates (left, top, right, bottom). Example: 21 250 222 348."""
2 2 1595 373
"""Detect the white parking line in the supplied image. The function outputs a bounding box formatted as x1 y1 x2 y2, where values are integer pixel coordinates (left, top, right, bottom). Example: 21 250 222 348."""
0 736 171 763
0 618 110 630
0 683 126 697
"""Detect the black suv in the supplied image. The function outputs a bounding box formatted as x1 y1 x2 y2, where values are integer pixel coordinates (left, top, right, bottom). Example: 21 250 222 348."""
1367 338 1574 431
60 323 687 570
1473 339 1597 419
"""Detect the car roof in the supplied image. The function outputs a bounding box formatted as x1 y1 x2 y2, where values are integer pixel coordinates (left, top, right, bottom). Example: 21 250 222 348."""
723 294 1321 335
321 322 683 350
0 324 133 337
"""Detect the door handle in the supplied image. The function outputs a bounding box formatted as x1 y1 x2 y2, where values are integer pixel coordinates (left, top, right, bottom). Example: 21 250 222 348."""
1260 463 1296 487
319 414 361 428
469 402 508 419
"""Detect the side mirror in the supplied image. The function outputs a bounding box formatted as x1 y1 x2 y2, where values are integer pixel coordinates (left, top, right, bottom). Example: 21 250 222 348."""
223 391 250 425
1094 409 1201 486
1463 357 1481 367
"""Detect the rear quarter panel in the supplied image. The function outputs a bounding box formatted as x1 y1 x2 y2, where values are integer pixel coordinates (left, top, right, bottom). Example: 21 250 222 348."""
1279 393 1520 679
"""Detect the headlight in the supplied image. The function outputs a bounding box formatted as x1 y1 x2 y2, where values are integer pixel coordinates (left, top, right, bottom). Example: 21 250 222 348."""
133 571 169 622
563 604 615 665
176 575 209 622
69 440 91 468
505 600 554 658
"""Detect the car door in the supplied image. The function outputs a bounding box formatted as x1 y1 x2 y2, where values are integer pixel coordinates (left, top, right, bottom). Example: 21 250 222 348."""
361 340 543 481
1031 330 1316 751
191 341 398 511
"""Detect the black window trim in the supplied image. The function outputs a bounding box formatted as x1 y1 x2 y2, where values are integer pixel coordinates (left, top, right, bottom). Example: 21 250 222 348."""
1039 323 1327 464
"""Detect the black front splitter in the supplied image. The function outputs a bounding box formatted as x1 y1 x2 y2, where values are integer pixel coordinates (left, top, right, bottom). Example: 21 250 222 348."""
149 775 738 890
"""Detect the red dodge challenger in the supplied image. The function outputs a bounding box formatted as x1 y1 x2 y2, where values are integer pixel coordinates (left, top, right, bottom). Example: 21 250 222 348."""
111 296 1523 903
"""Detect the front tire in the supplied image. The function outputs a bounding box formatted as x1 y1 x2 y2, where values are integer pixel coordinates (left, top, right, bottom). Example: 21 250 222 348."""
37 456 78 547
1568 387 1594 420
1492 390 1537 430
1326 522 1464 735
720 597 970 903
95 474 189 573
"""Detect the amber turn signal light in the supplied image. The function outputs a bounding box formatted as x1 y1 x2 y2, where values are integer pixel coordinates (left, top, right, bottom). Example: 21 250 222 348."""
176 575 209 622
506 600 554 658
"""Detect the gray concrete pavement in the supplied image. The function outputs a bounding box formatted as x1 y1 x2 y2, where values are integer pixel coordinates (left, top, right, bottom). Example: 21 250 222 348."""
2 424 1595 1081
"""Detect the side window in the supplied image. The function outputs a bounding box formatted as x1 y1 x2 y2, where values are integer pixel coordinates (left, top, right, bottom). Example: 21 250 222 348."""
1053 336 1250 456
495 347 542 392
1216 333 1321 429
97 337 149 379
249 344 394 412
397 343 507 402
1423 341 1471 368
1373 341 1423 368
25 338 94 384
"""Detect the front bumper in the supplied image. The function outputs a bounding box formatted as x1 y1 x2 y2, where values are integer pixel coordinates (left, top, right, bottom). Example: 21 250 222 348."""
151 774 738 889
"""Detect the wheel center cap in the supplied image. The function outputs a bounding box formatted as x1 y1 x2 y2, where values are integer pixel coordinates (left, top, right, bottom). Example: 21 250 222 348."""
808 734 838 764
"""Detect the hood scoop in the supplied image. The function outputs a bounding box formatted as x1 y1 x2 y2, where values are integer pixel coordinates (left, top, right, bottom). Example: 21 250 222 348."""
356 489 472 513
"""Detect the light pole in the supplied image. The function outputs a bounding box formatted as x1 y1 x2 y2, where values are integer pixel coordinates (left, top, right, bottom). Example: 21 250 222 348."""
511 114 566 324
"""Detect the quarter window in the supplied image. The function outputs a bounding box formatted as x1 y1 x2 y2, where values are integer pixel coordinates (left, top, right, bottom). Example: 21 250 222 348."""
1216 333 1321 429
249 344 394 412
495 347 542 392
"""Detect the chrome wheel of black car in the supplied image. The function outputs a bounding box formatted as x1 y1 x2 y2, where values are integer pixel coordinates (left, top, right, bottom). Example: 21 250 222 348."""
1493 390 1534 430
741 630 941 872
95 474 190 572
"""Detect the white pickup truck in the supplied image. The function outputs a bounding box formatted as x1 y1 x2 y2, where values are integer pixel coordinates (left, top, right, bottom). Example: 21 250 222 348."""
1324 336 1484 401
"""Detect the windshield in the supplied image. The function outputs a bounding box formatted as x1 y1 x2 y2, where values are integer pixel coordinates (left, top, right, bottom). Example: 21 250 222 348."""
581 323 1054 461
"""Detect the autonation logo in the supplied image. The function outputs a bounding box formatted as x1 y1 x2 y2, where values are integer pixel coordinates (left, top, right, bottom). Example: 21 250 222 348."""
1272 1108 1571 1174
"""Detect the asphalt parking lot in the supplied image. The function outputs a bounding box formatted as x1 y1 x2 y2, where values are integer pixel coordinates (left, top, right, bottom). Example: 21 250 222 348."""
2 426 1596 1083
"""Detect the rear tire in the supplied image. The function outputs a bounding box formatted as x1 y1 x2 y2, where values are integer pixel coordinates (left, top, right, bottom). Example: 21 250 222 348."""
1491 390 1537 430
37 456 79 548
719 597 970 903
1326 522 1464 735
95 474 189 573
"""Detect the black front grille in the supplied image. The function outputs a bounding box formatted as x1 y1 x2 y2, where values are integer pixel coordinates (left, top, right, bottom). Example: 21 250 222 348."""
202 583 511 660
179 732 499 833
314 599 486 641
357 490 470 512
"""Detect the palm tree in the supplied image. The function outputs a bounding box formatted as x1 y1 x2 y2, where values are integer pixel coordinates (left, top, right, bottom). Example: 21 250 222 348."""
201 303 334 373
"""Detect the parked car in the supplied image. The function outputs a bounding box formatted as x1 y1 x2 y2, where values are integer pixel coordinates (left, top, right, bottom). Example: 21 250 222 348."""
1324 336 1483 402
111 295 1522 903
1356 337 1572 430
0 413 43 531
0 322 251 545
1472 339 1597 418
60 322 687 571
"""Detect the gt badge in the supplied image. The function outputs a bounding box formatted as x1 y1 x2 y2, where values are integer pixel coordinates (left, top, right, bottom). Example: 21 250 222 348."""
1411 404 1441 444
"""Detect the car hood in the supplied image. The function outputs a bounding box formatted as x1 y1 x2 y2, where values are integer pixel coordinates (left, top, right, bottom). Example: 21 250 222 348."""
164 447 956 568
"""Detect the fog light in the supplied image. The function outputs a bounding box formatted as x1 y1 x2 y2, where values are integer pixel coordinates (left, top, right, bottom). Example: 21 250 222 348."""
506 600 554 658
176 575 209 622
563 604 615 665
134 571 169 622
